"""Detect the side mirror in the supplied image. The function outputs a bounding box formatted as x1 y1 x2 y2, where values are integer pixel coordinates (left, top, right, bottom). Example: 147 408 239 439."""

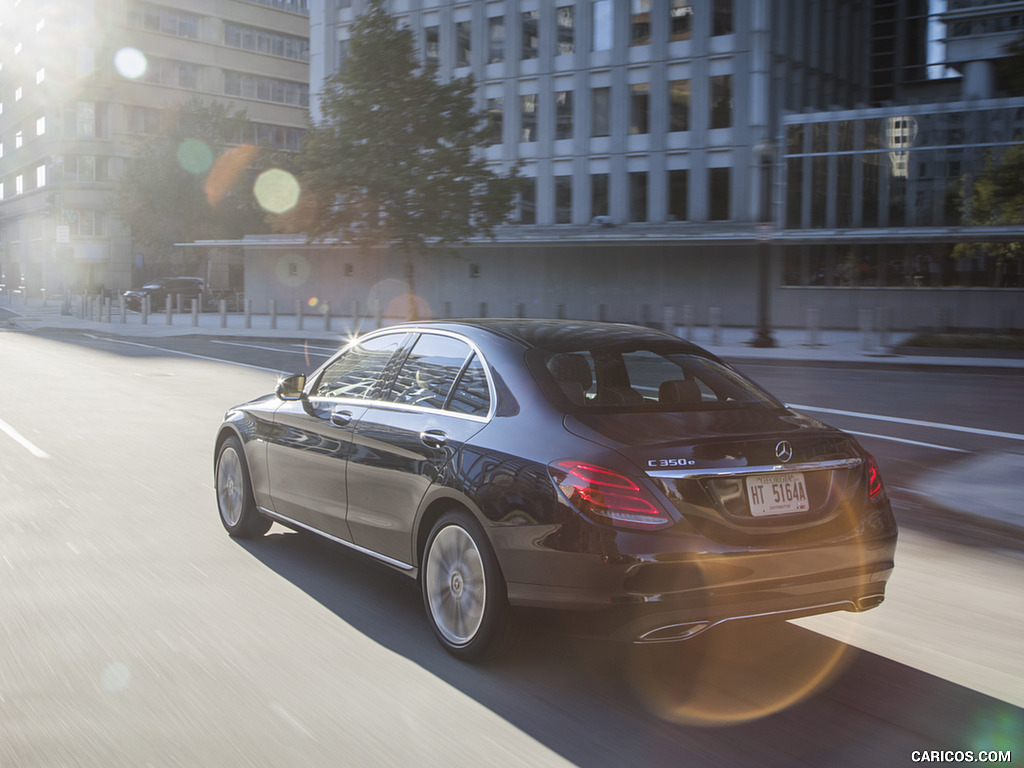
275 373 307 401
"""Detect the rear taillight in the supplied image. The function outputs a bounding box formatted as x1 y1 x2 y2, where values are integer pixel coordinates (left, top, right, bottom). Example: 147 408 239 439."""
548 460 672 530
866 455 886 503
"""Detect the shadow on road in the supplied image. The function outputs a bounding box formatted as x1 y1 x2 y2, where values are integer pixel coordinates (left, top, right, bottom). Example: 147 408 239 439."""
239 528 1023 767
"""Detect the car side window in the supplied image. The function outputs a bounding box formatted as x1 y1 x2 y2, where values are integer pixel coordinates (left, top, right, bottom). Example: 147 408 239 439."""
387 334 472 410
314 334 406 400
447 354 491 416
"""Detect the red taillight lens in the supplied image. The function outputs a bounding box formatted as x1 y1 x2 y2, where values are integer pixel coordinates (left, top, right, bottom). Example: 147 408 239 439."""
548 460 672 530
866 456 886 503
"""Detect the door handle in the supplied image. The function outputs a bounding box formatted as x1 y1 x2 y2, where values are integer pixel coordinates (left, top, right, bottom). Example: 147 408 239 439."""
330 409 354 427
419 429 448 448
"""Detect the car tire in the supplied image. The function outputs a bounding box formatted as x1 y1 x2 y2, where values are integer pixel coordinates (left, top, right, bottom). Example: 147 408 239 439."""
422 511 517 661
215 436 272 538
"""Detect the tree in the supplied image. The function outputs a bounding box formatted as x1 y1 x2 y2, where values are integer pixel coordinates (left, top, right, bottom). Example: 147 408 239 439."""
114 97 271 275
954 143 1024 286
290 2 516 260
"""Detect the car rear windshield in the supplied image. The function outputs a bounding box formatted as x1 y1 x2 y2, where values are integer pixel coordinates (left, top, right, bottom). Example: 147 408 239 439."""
529 344 781 413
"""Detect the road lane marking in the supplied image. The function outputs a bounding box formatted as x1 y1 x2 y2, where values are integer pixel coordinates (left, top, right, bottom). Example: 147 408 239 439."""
787 403 1024 442
0 417 50 459
96 337 283 373
211 340 331 357
841 429 969 453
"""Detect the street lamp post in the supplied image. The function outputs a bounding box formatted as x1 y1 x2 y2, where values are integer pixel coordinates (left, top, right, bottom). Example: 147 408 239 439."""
750 138 777 348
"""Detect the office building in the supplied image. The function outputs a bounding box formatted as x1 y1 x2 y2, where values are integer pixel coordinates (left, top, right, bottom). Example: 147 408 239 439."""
0 0 310 295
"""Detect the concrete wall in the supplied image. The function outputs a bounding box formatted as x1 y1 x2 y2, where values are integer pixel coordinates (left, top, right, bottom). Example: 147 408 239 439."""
242 242 1022 331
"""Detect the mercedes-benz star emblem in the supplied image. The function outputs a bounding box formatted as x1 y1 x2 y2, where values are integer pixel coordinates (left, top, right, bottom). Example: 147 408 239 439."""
775 441 794 463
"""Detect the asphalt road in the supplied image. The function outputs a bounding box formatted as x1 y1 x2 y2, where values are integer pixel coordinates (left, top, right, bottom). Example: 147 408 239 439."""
2 330 1022 767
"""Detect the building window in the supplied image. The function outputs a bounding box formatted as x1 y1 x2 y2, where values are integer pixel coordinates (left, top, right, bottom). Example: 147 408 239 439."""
425 26 439 67
520 178 536 223
129 3 199 39
591 87 610 137
36 68 45 84
521 94 537 142
712 0 732 36
488 17 504 63
224 72 309 107
15 130 23 149
522 10 539 60
555 90 573 140
631 0 651 46
36 164 46 188
487 97 503 145
126 105 162 134
709 167 730 220
555 175 572 223
629 172 647 222
591 173 609 217
671 0 692 41
669 169 688 220
630 83 649 135
786 157 803 228
224 23 309 61
593 0 613 51
669 80 689 132
36 116 45 136
710 75 732 129
337 39 349 72
557 6 574 55
68 209 106 237
455 21 471 67
15 87 23 102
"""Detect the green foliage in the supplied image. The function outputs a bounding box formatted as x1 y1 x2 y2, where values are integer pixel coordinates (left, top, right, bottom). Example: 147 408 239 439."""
294 1 516 251
954 143 1024 274
114 97 270 267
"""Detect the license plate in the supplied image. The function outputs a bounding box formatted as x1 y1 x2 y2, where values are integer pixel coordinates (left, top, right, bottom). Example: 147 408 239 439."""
745 473 810 517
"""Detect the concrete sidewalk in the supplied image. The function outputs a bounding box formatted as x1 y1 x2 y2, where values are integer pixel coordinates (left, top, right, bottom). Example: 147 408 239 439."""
4 295 1023 548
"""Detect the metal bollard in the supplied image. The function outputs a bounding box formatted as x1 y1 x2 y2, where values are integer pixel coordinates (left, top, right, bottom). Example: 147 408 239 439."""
859 308 873 352
374 298 383 329
296 299 303 331
351 300 361 333
324 301 331 332
166 296 173 325
806 307 821 346
875 307 889 350
104 297 112 323
120 294 126 324
477 301 487 319
270 299 277 330
192 298 199 327
142 296 149 324
244 299 252 329
683 305 694 341
709 307 722 346
41 288 47 308
219 298 227 328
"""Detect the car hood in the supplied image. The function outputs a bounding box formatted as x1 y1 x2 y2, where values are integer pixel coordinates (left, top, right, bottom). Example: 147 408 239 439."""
563 407 860 471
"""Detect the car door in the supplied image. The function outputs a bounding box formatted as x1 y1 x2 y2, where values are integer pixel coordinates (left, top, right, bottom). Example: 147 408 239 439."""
345 333 492 564
265 332 411 540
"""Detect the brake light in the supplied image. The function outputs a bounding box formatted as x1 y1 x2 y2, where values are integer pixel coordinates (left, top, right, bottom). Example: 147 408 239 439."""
548 460 672 530
866 455 886 503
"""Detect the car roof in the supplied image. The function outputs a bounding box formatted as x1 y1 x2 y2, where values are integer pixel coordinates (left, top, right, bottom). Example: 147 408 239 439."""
387 318 708 354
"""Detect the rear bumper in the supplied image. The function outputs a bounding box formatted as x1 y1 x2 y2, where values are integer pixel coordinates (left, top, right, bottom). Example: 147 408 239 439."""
502 516 897 643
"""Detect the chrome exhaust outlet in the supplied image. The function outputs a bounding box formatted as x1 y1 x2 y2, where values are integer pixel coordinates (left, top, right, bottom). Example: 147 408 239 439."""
637 621 713 644
857 594 885 611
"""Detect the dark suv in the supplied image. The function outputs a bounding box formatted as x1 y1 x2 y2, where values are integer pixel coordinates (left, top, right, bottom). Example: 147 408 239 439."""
124 278 206 311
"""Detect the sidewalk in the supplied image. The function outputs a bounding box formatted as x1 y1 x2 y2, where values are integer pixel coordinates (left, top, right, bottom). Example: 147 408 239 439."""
4 295 1023 548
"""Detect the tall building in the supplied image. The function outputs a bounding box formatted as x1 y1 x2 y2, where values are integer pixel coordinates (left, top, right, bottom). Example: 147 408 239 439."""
0 0 310 295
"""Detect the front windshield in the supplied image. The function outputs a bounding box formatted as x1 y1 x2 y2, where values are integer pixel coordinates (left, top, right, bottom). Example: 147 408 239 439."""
531 345 781 413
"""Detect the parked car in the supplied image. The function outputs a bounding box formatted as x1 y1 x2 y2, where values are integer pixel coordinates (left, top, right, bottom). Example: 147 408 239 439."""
124 277 206 311
214 320 897 659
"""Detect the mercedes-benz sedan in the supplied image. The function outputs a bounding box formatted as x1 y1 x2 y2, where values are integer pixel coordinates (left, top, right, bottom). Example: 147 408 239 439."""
214 320 897 659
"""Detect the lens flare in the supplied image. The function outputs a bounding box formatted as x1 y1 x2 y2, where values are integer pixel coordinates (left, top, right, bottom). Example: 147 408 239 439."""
114 47 147 79
254 168 301 214
307 297 319 308
206 144 258 206
177 139 214 175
